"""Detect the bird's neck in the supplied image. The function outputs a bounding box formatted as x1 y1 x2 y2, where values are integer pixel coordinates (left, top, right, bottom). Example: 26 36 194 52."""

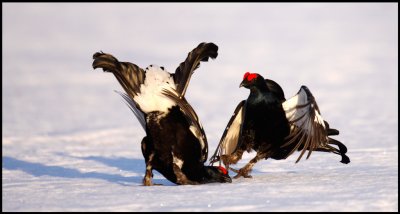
191 169 208 184
248 84 270 104
250 81 269 93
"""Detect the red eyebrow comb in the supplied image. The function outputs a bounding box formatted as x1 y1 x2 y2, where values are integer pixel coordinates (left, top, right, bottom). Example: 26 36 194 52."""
243 72 250 80
218 166 228 175
244 72 258 81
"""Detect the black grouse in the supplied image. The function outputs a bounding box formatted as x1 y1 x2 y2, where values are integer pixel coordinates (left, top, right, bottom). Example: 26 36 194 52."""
92 42 231 185
210 72 350 178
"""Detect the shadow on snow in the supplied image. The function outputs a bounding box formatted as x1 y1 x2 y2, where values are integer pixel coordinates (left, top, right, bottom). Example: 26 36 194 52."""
2 156 174 186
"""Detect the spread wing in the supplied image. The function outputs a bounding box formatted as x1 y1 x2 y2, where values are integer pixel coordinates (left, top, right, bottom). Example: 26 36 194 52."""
92 52 146 98
209 100 246 164
281 86 329 163
161 88 208 162
93 52 147 130
174 42 218 98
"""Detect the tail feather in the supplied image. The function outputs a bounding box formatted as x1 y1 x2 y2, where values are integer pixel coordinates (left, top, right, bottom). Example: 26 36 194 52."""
328 138 350 164
92 52 145 97
324 120 340 136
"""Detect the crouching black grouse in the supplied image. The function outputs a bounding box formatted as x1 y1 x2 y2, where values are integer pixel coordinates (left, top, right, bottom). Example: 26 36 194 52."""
210 72 350 179
92 42 231 185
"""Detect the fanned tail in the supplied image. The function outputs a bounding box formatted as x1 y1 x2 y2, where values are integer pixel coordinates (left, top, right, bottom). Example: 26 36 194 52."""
282 86 350 164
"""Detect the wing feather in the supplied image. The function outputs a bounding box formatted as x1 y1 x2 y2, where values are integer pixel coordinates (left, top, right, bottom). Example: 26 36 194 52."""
174 42 218 98
92 52 146 97
161 88 208 162
209 101 246 164
281 86 329 163
114 91 146 131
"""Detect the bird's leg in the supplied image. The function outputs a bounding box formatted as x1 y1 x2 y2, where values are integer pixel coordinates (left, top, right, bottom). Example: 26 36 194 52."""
233 151 267 179
143 153 155 186
221 148 245 171
172 163 199 185
143 166 153 186
229 167 240 173
171 152 199 185
142 137 163 186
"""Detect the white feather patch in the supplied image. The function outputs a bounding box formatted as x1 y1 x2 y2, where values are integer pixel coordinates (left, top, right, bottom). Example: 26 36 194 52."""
189 125 204 147
189 125 207 161
221 107 243 155
172 153 184 168
283 87 326 133
133 65 178 113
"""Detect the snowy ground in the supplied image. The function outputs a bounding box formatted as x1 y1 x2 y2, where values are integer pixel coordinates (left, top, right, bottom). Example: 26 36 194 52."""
2 3 398 212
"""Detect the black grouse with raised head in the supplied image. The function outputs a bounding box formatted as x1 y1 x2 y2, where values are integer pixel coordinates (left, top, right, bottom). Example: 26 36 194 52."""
210 72 350 178
93 42 231 185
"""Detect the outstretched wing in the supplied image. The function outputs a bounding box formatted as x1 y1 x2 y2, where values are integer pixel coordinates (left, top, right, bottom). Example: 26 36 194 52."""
174 42 218 98
92 52 146 98
209 100 246 164
281 86 329 163
161 88 208 163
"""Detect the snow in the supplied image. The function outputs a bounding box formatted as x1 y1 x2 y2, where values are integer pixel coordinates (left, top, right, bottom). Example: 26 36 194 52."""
2 3 398 212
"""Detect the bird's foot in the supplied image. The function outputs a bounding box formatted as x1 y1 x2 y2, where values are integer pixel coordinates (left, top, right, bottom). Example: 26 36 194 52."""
220 155 230 166
143 182 152 186
151 183 163 186
221 153 243 166
143 178 153 186
229 167 239 173
143 182 163 186
233 168 253 179
177 177 199 185
143 174 162 186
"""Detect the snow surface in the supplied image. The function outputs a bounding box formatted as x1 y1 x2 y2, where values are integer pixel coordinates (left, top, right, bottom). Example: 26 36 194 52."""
2 3 398 212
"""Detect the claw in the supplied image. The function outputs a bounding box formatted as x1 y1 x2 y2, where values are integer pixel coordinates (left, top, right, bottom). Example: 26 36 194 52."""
143 178 153 186
143 182 163 186
229 167 239 173
233 168 253 179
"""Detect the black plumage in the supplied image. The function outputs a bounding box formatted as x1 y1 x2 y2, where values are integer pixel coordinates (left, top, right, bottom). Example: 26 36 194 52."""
210 72 350 178
93 43 231 185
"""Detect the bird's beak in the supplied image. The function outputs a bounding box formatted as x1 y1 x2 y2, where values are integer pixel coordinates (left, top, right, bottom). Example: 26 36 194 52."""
225 177 232 183
239 81 245 88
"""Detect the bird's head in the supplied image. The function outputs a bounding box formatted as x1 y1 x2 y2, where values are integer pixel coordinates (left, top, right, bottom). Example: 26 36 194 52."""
239 72 265 89
204 166 232 183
